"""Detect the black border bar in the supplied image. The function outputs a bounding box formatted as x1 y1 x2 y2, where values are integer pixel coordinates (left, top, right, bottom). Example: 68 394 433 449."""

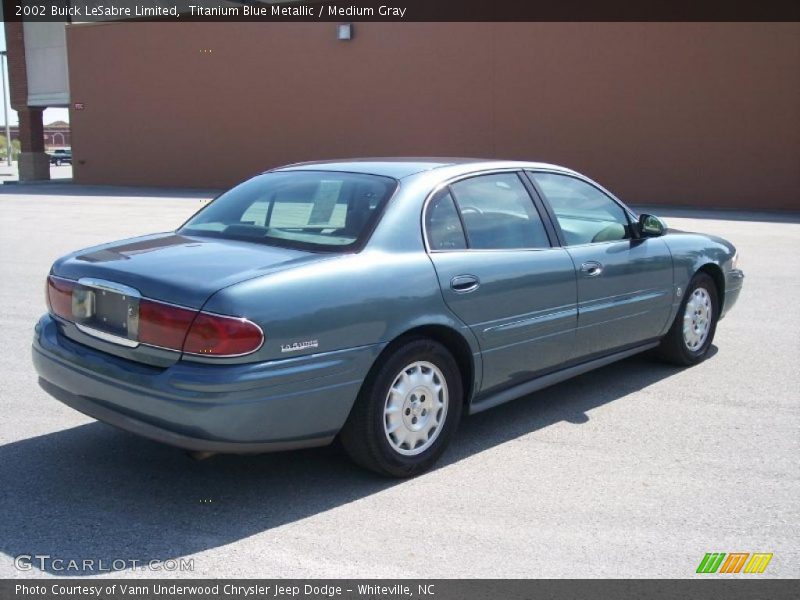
3 0 800 22
2 579 800 600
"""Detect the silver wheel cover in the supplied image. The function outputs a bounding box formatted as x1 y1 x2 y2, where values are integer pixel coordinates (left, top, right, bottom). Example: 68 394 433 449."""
683 287 713 351
383 361 448 456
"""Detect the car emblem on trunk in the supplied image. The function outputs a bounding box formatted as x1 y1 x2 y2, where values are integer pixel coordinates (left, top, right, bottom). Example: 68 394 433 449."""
280 340 319 353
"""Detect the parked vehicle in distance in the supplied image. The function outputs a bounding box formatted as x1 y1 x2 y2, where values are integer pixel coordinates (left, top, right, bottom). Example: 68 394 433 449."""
48 148 72 165
33 159 744 476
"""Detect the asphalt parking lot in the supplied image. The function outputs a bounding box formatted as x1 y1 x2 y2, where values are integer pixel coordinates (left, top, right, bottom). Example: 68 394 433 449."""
0 185 797 578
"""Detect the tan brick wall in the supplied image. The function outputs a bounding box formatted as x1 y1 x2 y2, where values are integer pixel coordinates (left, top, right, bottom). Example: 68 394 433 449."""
3 22 29 110
66 22 800 210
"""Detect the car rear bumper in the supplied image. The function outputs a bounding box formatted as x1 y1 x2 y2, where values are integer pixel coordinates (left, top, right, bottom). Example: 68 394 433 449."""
33 314 383 453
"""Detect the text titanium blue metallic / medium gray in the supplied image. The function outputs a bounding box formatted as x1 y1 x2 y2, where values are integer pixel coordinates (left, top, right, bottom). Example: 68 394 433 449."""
32 159 744 476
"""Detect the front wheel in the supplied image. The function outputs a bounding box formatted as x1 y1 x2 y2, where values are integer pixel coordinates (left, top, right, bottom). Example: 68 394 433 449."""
657 272 719 366
340 338 463 477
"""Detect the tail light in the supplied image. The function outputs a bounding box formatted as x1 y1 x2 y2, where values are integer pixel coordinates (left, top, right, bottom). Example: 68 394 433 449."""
138 299 198 351
46 276 76 320
45 275 264 357
139 299 263 356
183 312 264 356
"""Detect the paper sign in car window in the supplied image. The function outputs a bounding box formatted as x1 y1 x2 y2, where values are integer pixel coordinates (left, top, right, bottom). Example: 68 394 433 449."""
308 180 344 225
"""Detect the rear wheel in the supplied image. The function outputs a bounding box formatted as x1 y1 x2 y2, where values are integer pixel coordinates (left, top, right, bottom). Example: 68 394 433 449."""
340 338 463 477
657 272 719 365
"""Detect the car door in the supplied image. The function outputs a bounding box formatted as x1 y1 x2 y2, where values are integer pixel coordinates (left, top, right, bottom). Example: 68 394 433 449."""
424 171 577 396
528 171 674 358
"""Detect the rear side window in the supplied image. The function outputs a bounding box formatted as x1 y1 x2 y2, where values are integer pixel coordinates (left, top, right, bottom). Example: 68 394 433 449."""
449 173 550 250
426 192 467 251
180 171 396 251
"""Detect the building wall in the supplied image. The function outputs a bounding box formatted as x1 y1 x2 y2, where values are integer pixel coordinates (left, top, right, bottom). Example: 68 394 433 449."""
4 22 30 110
66 22 800 209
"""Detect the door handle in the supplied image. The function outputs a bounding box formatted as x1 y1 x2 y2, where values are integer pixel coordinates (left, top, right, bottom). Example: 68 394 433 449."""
580 261 603 277
450 275 480 293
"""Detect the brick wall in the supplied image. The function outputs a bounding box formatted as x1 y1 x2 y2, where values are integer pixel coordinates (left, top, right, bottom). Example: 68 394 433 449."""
3 22 29 111
66 22 800 209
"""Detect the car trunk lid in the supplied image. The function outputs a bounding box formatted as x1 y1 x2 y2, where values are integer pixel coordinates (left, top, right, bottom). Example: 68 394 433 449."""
49 233 329 366
52 233 325 307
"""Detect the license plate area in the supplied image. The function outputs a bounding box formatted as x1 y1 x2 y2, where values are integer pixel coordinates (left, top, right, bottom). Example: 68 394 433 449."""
73 278 140 345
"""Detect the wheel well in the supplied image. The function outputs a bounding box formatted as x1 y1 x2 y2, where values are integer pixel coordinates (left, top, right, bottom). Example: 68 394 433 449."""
698 263 725 312
378 325 475 406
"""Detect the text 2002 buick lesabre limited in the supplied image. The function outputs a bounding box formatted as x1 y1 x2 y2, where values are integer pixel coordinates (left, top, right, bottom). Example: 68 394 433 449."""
33 159 744 477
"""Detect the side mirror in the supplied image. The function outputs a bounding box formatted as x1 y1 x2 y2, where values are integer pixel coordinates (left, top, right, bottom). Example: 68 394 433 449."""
638 214 666 237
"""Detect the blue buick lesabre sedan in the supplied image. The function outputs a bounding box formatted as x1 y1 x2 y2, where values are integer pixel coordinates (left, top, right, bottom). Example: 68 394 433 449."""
33 159 744 476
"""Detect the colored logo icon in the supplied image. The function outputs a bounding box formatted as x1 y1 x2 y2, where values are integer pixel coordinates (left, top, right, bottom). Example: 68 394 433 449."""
696 552 773 574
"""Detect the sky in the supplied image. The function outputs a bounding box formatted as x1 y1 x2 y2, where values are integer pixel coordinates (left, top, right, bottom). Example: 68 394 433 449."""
0 25 71 126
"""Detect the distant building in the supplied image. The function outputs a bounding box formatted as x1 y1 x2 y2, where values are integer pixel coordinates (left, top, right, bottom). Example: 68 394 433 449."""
41 120 71 148
0 121 71 150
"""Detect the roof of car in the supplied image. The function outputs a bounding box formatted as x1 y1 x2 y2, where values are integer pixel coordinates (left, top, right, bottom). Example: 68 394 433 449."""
273 158 575 179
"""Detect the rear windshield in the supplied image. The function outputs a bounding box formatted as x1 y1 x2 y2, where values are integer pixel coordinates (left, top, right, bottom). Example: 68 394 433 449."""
180 170 397 251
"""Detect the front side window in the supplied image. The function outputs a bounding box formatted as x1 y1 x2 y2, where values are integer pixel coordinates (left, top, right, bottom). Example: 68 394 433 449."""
180 171 396 251
530 172 632 245
448 173 550 250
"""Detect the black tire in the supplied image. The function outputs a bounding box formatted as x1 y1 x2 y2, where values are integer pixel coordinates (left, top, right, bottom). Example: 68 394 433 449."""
54 160 60 166
657 272 720 366
340 338 463 477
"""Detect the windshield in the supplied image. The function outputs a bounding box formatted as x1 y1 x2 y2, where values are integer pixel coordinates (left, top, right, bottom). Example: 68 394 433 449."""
180 170 397 251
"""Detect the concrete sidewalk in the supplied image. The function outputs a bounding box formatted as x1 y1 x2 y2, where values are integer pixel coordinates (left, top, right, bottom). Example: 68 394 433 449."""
0 161 74 185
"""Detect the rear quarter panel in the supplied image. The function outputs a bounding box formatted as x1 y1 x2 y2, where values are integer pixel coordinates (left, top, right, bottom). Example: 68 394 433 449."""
201 250 473 362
